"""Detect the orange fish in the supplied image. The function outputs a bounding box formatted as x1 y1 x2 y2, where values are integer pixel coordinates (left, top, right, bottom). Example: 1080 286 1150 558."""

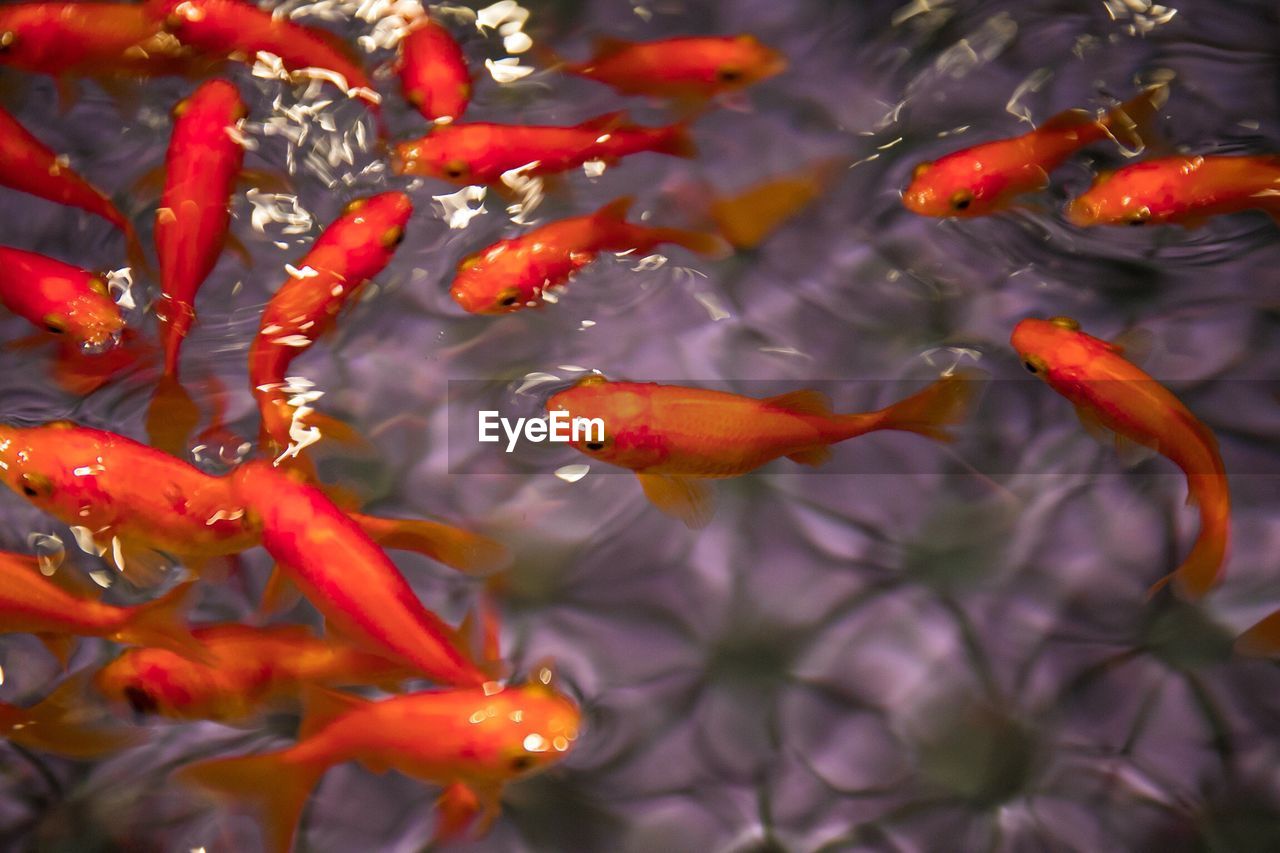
146 0 382 126
0 2 199 84
154 78 247 379
705 162 840 249
249 192 411 454
0 104 143 269
397 15 470 123
555 34 786 101
450 197 726 314
546 372 977 527
0 550 202 663
180 672 580 851
1067 154 1280 228
1011 317 1230 599
903 86 1166 218
392 111 695 185
95 623 412 722
229 460 487 687
0 246 123 352
2 676 141 759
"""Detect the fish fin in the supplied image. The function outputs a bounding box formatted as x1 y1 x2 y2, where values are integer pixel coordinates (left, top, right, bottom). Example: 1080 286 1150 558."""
1114 432 1159 468
105 537 176 588
1108 327 1154 365
298 684 367 741
435 781 486 843
590 35 634 60
458 595 506 680
1236 610 1280 657
225 231 254 269
1103 82 1170 154
596 196 634 223
642 226 732 258
36 633 76 670
146 376 201 459
179 750 322 853
765 389 833 417
54 77 80 114
350 513 512 574
7 675 142 759
1037 108 1097 132
130 164 167 201
636 473 716 529
653 122 698 159
237 168 292 195
122 223 153 282
579 110 630 132
116 582 210 663
786 445 834 467
258 564 303 617
3 332 52 352
865 370 982 442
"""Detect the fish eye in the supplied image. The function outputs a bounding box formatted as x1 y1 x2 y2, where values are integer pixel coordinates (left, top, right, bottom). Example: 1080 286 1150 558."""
124 686 159 715
911 162 932 181
442 160 469 180
0 31 15 52
380 226 405 249
44 320 65 334
406 90 425 107
19 473 51 498
1126 208 1151 226
172 99 189 119
343 198 369 216
510 754 535 772
716 66 744 83
950 189 974 211
1023 360 1039 374
493 288 521 309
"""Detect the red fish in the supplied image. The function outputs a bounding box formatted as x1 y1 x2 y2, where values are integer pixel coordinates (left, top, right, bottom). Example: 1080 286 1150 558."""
249 192 411 453
1067 154 1280 228
547 372 977 527
154 78 247 379
181 673 580 851
397 15 470 123
0 246 123 352
0 104 143 268
392 111 695 185
0 550 202 662
0 2 199 83
146 0 382 124
229 460 487 687
903 86 1166 218
450 197 726 314
2 676 141 759
95 623 413 722
1011 317 1229 599
555 34 786 101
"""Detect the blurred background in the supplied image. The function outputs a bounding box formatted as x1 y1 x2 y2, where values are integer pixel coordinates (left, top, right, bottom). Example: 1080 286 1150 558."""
1 0 1280 850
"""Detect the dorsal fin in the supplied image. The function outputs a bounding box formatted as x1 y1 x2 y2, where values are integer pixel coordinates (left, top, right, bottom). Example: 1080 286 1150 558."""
591 36 634 60
299 685 367 740
1038 108 1098 132
764 389 832 417
595 196 634 223
579 110 630 132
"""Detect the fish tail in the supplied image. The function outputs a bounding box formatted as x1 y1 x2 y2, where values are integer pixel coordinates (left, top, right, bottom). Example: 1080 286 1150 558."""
1236 609 1280 657
122 221 153 281
653 122 699 159
5 676 142 759
1103 81 1170 153
179 749 324 853
350 513 512 574
116 582 210 663
641 225 732 259
146 375 201 458
1151 479 1229 600
852 370 982 442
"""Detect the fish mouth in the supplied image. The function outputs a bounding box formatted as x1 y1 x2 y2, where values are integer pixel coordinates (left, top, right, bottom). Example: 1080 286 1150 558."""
1064 198 1096 226
79 329 123 355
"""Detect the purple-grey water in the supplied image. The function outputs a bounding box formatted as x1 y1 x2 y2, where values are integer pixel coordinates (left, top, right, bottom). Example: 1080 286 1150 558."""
1 0 1279 850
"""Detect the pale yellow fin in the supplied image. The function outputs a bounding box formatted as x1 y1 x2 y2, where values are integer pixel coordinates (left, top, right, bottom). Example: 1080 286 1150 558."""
147 376 201 458
116 582 210 663
6 675 142 759
105 537 176 588
258 564 303 616
1237 610 1280 657
1073 404 1112 445
1102 82 1170 153
351 513 512 574
637 473 716 529
764 389 832 417
178 750 322 853
1114 431 1159 468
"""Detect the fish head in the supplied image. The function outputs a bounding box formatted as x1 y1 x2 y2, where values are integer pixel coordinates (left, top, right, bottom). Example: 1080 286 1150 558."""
0 422 100 517
94 649 208 720
332 192 414 269
450 244 532 314
716 35 788 88
1066 159 1193 227
1011 316 1095 381
488 671 581 780
902 155 1007 218
45 279 125 355
546 377 667 470
391 128 475 184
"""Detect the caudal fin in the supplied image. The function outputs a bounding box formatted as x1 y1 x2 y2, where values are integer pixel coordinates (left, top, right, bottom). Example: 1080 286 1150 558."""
645 225 733 259
179 750 323 853
866 370 982 442
3 676 142 759
1149 506 1228 601
116 582 210 663
351 513 512 574
1103 82 1170 153
653 122 698 159
146 375 201 459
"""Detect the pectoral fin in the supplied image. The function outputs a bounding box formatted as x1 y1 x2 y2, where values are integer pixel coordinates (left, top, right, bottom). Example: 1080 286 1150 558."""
636 473 716 529
105 537 175 588
258 563 303 616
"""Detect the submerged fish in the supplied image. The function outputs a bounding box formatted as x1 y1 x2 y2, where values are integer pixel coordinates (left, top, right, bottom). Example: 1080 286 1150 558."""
547 372 978 527
392 111 695 185
2 676 142 759
903 85 1167 218
396 15 470 123
1012 316 1229 599
1067 154 1280 228
0 246 123 352
450 197 726 314
180 673 580 850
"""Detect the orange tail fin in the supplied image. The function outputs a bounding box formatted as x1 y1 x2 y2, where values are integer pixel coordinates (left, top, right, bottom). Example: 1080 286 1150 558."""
2 676 142 759
653 122 698 159
147 375 202 459
115 582 209 663
643 225 732 259
1102 82 1170 153
350 513 512 574
860 370 982 442
179 750 324 853
1149 498 1228 601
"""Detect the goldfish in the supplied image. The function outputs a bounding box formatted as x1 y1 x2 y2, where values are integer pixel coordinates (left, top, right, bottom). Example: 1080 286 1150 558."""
0 2 199 84
553 34 786 101
0 246 123 352
704 162 840 249
0 422 509 586
0 549 202 663
249 192 411 453
1066 154 1280 228
450 197 726 314
392 111 696 185
2 676 141 759
180 672 580 851
1011 317 1230 599
396 15 470 123
903 85 1167 218
146 0 382 126
546 372 977 528
154 78 247 379
0 104 143 269
229 460 487 687
95 623 412 722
